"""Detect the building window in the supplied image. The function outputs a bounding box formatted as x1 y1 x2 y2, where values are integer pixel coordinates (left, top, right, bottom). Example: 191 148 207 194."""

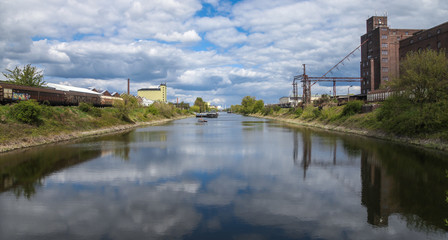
382 77 389 81
381 28 387 31
428 33 432 38
410 39 414 44
381 35 388 39
381 43 388 48
382 58 388 63
393 31 396 35
427 44 431 50
405 31 409 35
397 37 401 40
382 67 389 72
418 36 422 40
437 29 441 34
438 41 442 49
382 50 388 55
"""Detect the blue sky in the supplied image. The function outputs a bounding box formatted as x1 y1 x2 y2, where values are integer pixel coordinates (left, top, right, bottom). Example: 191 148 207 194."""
0 0 447 106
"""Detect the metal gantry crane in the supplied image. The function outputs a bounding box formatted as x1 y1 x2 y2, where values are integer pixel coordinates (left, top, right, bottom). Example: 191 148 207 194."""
293 40 369 105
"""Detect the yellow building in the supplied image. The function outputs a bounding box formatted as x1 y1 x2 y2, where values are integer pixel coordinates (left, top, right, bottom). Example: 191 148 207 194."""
137 83 167 102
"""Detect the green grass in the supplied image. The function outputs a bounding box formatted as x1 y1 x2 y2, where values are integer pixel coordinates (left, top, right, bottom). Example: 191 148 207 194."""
0 103 191 145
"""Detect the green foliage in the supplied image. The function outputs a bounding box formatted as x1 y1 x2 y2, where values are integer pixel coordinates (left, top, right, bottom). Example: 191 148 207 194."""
320 106 341 122
2 64 45 87
78 102 101 117
293 107 303 118
301 106 320 120
146 104 159 115
194 97 208 112
239 96 264 115
342 100 363 116
377 96 448 136
190 105 200 113
391 49 448 104
240 96 256 115
113 94 139 122
254 99 264 113
377 50 448 136
120 94 140 109
9 100 42 124
149 102 176 118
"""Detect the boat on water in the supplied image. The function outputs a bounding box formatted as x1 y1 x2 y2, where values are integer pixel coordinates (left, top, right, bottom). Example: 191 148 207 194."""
195 112 219 118
198 118 207 123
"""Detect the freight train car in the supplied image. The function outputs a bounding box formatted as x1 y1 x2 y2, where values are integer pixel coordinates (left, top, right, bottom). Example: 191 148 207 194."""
100 95 123 107
0 81 66 105
46 83 102 106
1 82 121 107
65 91 101 106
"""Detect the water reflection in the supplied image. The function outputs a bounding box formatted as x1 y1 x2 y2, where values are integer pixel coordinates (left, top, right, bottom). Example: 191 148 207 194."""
0 145 102 199
0 114 447 239
289 125 448 232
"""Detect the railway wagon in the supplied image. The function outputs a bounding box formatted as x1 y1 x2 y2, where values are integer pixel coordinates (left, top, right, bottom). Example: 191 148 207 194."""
100 95 123 107
0 81 66 105
65 91 101 106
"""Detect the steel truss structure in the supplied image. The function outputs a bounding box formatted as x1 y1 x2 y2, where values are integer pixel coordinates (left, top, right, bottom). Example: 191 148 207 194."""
293 40 368 105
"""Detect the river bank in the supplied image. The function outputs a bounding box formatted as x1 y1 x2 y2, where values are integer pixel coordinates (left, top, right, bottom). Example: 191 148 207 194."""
0 116 191 153
0 101 193 153
253 114 448 152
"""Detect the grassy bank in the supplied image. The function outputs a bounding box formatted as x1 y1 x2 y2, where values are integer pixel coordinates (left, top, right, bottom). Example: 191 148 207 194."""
251 103 448 152
0 101 193 153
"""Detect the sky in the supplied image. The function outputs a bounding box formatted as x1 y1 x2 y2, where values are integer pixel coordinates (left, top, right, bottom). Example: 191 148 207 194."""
0 0 447 106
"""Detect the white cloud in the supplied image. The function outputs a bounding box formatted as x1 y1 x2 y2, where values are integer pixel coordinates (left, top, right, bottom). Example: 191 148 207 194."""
1 0 447 105
154 30 202 42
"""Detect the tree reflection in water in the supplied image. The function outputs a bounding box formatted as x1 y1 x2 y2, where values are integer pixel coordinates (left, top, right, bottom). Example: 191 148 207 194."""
291 127 448 232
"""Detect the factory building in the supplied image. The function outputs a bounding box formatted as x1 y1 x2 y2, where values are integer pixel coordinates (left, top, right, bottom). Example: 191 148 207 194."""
360 16 421 94
137 83 167 103
399 21 448 58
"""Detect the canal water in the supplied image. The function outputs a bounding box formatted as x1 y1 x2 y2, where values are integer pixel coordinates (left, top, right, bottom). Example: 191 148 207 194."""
0 113 447 240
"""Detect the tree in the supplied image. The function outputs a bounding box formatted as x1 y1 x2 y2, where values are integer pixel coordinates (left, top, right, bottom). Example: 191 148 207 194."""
2 64 46 87
194 97 208 112
254 99 264 113
391 49 448 104
377 49 448 136
241 96 256 115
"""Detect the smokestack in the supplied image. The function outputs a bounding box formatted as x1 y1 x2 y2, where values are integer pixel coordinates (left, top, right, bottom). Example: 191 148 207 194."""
127 78 130 95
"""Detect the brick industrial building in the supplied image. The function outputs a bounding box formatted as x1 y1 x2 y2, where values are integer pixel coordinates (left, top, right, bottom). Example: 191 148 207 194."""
360 16 421 94
399 21 448 58
360 16 448 95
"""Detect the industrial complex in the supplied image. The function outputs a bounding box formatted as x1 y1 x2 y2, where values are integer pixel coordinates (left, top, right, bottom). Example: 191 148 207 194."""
286 16 448 106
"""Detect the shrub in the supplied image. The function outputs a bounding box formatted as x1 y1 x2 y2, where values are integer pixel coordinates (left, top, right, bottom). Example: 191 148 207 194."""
147 104 159 115
150 102 175 118
261 106 273 116
301 106 320 120
294 107 303 118
378 97 448 136
342 100 363 116
320 106 340 121
78 102 101 117
9 100 42 124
